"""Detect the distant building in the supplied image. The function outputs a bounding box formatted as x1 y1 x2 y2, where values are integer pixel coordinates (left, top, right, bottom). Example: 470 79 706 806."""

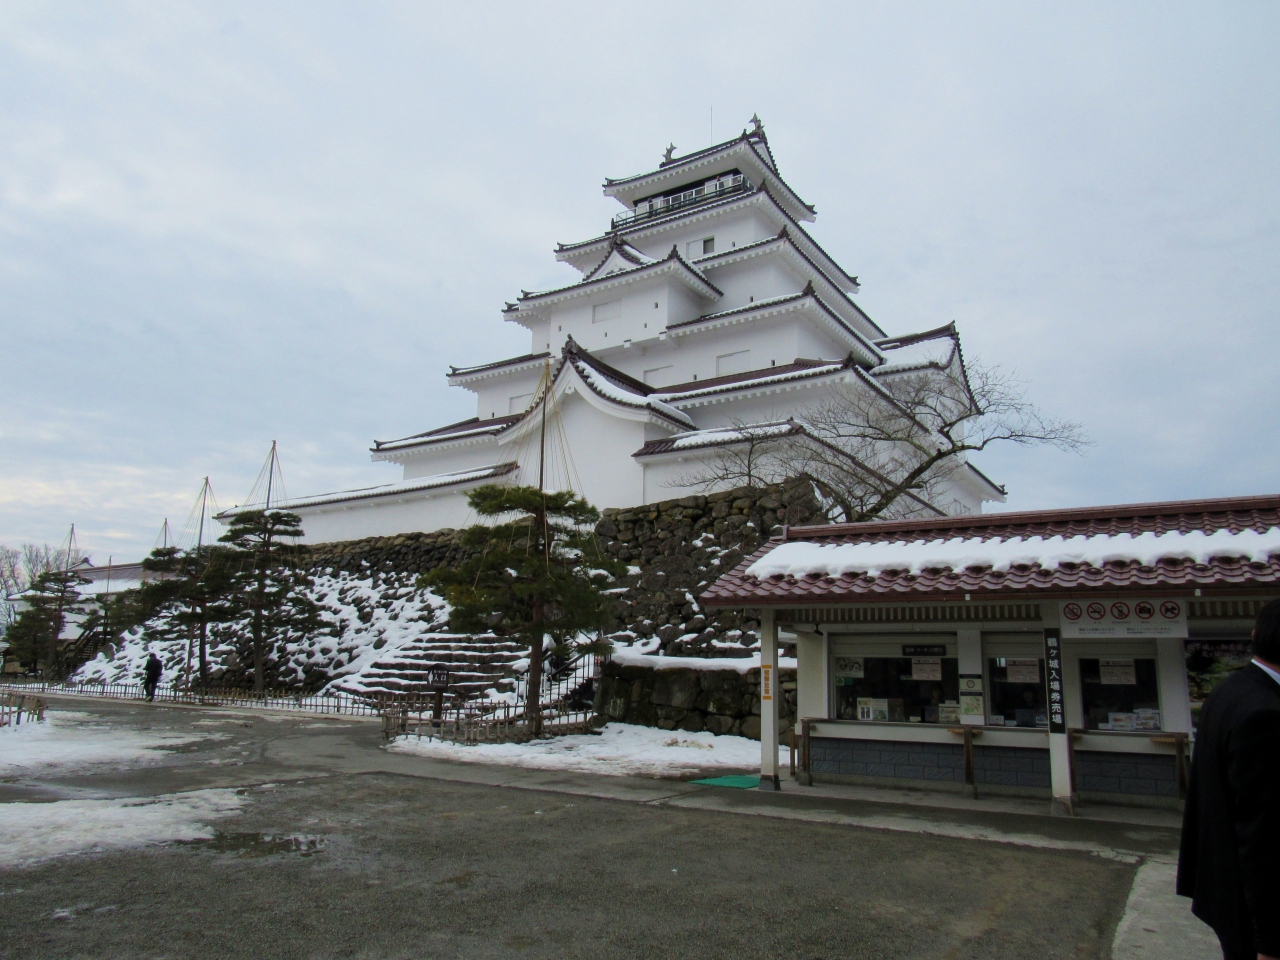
250 120 1005 543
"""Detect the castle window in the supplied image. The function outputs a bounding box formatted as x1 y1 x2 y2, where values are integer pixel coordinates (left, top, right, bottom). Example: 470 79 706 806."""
592 300 621 323
643 365 674 387
716 350 751 376
686 237 715 258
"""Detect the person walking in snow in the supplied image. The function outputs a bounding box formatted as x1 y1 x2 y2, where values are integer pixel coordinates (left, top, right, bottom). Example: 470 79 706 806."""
143 653 163 702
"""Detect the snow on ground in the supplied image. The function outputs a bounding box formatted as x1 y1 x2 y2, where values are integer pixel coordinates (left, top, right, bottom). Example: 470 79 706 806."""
0 789 245 867
0 710 221 778
73 568 452 690
386 722 781 778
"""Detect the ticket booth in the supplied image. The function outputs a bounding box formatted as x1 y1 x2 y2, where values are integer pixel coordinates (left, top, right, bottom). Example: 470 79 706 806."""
701 494 1280 814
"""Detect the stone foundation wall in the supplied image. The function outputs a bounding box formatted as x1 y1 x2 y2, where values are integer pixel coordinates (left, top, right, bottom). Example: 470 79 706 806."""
307 529 477 575
809 736 966 784
594 661 796 741
1075 750 1179 797
302 484 820 736
593 481 821 657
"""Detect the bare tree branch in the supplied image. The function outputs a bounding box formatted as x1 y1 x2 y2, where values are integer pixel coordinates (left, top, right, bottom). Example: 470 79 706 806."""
677 349 1087 523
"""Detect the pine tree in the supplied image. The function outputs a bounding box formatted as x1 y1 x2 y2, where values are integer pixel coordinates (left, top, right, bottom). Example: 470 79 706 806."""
422 485 623 736
136 544 238 688
219 510 320 691
9 567 89 679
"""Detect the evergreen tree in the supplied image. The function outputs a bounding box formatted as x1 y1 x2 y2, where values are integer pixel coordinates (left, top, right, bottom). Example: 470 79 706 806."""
9 567 89 679
136 544 239 688
422 485 622 735
219 510 320 691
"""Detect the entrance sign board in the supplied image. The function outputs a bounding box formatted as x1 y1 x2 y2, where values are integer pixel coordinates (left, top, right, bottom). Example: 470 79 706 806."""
903 645 947 656
1060 599 1187 638
911 657 942 681
1043 629 1066 734
761 664 774 701
1100 659 1137 685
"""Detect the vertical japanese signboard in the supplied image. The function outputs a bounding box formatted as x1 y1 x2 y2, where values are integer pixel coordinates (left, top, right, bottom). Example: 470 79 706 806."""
1043 628 1066 734
761 664 774 702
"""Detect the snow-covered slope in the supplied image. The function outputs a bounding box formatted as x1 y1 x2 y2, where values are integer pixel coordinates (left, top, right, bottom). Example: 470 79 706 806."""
73 568 457 692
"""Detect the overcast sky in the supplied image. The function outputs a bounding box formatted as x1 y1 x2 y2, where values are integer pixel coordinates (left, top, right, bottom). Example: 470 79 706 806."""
2 2 1277 561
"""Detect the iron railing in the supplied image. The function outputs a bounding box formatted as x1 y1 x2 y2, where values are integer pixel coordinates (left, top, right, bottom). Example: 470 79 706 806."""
1 651 605 740
611 174 752 230
0 680 383 716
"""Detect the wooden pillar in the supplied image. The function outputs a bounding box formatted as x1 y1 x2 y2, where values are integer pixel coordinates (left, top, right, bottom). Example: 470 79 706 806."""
759 609 781 790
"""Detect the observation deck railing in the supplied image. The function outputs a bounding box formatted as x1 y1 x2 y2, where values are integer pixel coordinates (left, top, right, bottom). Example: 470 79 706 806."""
610 174 753 230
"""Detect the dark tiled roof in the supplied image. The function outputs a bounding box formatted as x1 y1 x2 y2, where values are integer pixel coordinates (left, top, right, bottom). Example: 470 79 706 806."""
652 357 851 399
563 337 653 395
702 495 1280 606
449 352 550 378
512 246 721 308
632 421 804 458
560 339 693 430
555 187 768 256
373 414 521 451
669 286 882 365
581 237 654 282
558 186 862 295
692 227 880 338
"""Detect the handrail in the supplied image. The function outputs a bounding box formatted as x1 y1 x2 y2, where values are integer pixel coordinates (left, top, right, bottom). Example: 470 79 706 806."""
611 176 753 230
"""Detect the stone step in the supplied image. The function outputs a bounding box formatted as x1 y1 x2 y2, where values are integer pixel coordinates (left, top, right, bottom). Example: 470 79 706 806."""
351 678 515 697
332 631 538 701
396 644 526 656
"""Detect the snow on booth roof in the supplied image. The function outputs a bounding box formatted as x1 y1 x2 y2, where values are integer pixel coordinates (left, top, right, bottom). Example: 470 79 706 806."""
700 495 1280 605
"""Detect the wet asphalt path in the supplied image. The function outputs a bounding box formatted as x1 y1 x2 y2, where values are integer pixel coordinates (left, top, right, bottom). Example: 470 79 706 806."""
0 697 1170 960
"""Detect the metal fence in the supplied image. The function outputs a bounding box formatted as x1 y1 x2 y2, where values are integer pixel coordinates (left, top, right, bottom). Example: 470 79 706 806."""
390 698 598 745
0 680 383 716
0 652 604 739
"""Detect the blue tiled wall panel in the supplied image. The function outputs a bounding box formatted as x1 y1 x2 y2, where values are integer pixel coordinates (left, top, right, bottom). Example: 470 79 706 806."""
972 744 1051 790
810 737 965 783
1074 750 1179 797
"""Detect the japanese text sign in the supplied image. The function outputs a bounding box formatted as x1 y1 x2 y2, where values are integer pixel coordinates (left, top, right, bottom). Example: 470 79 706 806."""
1043 629 1066 734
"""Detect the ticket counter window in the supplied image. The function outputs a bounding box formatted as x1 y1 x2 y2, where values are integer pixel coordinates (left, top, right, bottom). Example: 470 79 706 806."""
987 658 1047 727
1079 658 1161 730
833 657 960 723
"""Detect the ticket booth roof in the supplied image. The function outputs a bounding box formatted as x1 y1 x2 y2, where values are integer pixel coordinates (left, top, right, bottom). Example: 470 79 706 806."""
701 494 1280 606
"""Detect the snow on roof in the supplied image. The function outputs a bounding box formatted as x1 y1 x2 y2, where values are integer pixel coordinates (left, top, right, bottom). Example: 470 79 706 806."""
236 463 519 513
581 238 656 282
512 247 721 312
633 421 803 458
374 415 521 452
449 353 550 380
569 354 694 429
702 495 1280 605
746 528 1280 582
655 358 849 402
874 324 960 374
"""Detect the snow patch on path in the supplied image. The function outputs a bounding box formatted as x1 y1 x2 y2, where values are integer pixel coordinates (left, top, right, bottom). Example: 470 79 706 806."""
0 710 221 778
387 722 778 778
0 789 245 867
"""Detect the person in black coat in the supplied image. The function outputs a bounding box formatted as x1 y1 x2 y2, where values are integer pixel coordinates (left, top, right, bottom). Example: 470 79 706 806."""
143 653 163 702
1178 597 1280 960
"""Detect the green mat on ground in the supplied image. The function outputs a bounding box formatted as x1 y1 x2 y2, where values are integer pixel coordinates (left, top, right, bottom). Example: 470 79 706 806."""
688 775 761 789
